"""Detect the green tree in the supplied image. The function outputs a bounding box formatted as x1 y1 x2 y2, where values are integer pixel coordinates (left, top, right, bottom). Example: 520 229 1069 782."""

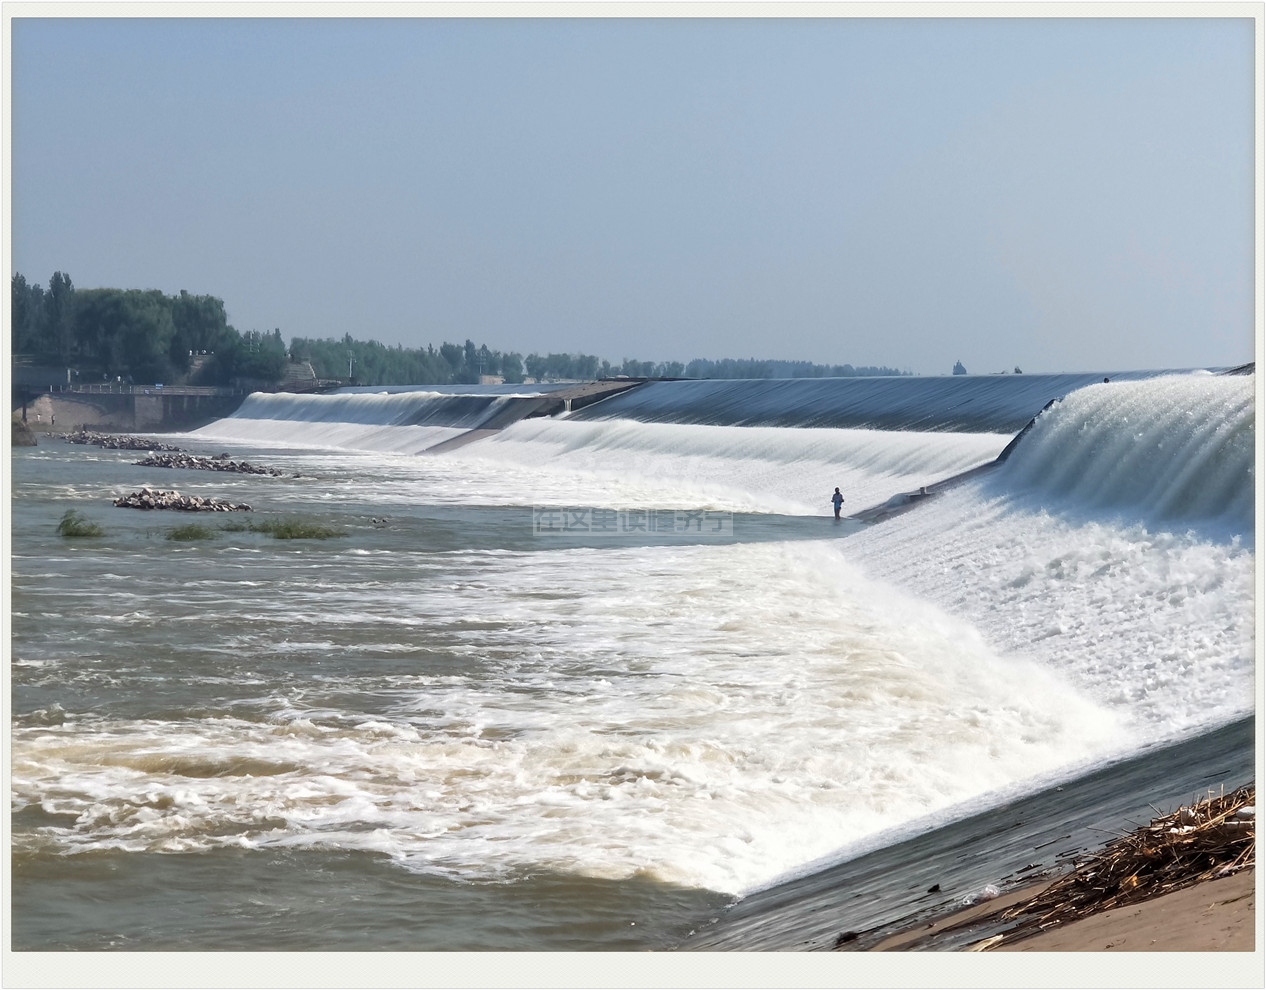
501 352 524 384
171 290 231 375
72 288 125 371
440 342 464 377
45 271 76 363
114 291 177 382
524 353 547 381
70 288 177 382
11 273 47 356
227 329 287 381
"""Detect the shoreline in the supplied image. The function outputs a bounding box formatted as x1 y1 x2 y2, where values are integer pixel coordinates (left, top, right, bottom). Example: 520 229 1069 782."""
871 868 1254 952
996 869 1254 952
869 783 1256 952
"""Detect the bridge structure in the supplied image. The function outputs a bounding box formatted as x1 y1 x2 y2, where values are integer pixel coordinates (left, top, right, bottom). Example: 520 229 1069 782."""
11 382 249 433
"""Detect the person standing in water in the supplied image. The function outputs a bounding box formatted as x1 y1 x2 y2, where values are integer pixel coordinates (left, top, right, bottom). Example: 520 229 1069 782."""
831 487 844 519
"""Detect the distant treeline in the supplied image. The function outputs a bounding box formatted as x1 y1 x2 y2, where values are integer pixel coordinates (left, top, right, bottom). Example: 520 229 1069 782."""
13 271 909 387
675 358 908 380
293 335 526 385
293 339 908 385
12 272 286 386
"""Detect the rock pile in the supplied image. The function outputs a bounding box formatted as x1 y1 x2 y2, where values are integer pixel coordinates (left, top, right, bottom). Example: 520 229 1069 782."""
133 453 286 476
113 487 252 512
67 430 183 452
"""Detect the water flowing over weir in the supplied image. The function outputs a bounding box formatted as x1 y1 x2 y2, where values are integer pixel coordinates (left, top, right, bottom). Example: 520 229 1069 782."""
212 388 558 454
677 371 1257 948
999 374 1254 532
847 372 1256 527
201 380 642 455
567 370 1172 432
193 370 1257 740
207 368 1183 447
10 369 1255 951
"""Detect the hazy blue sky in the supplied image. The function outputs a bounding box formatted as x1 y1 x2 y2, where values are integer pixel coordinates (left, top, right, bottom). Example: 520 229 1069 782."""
10 15 1256 375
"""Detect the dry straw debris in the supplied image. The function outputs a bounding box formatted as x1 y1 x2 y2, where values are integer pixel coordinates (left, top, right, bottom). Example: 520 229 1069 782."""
982 784 1254 950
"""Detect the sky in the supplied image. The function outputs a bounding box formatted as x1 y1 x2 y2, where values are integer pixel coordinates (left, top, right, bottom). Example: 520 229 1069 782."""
8 13 1257 376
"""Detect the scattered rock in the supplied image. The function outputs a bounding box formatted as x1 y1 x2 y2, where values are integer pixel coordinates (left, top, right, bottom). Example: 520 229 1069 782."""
66 430 183 451
133 453 285 476
113 487 252 512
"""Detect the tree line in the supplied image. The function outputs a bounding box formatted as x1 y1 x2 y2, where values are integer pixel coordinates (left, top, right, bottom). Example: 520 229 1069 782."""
12 272 286 386
13 271 909 387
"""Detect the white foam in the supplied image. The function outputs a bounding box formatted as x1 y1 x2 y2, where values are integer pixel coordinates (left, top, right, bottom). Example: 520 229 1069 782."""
844 482 1254 737
1002 374 1253 532
192 416 467 455
11 541 1130 894
180 417 1008 515
13 372 1252 896
228 390 508 425
455 418 1009 514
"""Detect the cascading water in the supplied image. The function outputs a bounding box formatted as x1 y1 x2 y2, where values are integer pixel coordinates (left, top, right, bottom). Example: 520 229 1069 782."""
11 369 1253 950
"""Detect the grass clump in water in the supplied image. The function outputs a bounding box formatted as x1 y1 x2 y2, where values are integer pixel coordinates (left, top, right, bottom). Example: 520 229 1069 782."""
254 517 347 540
56 509 105 539
220 516 346 540
166 523 217 542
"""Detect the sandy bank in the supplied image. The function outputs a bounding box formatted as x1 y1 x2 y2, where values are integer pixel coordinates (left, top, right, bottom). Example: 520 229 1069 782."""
998 868 1254 951
870 783 1255 953
872 869 1254 952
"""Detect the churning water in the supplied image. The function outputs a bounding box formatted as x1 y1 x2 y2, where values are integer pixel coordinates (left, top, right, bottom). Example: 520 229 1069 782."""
9 371 1255 951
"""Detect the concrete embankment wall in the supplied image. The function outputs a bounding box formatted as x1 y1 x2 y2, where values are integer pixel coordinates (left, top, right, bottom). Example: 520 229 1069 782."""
12 390 246 433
